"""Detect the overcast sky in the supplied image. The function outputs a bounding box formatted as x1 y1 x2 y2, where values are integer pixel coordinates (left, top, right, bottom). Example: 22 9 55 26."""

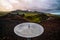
0 0 60 15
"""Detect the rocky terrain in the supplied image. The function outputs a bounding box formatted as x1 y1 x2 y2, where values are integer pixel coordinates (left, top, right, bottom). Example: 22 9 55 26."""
0 11 60 40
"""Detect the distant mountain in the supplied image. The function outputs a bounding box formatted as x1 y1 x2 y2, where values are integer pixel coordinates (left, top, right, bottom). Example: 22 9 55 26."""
0 10 60 19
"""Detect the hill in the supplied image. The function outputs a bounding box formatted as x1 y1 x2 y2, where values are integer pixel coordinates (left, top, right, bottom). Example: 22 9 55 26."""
0 10 60 40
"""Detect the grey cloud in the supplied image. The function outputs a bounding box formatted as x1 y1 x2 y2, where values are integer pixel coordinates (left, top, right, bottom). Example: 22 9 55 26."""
23 0 60 13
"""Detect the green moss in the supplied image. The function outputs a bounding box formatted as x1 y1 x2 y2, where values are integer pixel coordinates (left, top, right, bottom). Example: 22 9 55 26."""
0 12 9 16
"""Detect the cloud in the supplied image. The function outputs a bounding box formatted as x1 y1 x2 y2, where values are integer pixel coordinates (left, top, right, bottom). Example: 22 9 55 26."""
0 0 60 13
22 0 60 13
